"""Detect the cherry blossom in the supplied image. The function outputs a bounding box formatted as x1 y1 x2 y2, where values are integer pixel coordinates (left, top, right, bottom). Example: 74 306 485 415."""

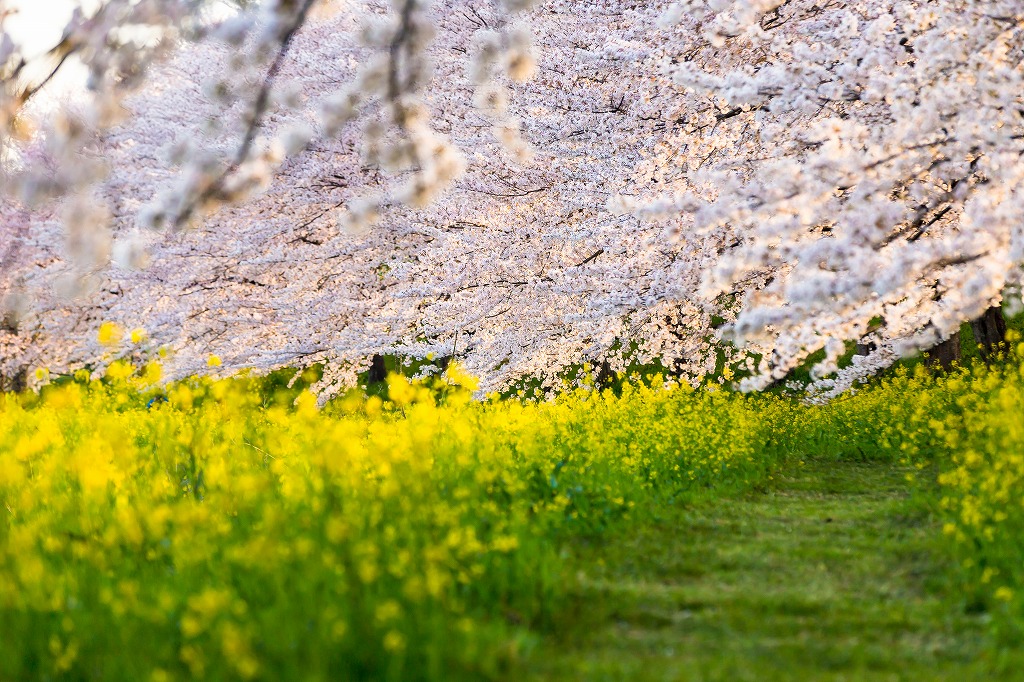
2 0 1019 398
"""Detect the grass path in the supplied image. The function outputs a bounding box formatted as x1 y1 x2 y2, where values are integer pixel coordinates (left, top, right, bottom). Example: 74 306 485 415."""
523 459 1017 681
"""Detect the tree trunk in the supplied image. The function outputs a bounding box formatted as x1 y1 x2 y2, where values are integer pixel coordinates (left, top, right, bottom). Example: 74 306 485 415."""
855 341 876 356
926 332 961 371
970 306 1007 361
0 310 17 334
367 354 387 383
0 367 28 393
594 359 616 391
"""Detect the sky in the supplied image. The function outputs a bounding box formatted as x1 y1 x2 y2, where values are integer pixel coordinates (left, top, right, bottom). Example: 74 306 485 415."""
4 0 83 58
4 1 239 55
3 0 238 98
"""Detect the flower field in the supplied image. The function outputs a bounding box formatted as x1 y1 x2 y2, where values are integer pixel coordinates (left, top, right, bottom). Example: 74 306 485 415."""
817 347 1024 643
0 367 793 681
1 352 1023 680
4 1 1024 678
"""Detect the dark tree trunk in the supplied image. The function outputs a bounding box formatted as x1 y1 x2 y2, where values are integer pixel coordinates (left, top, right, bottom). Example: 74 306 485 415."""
927 332 961 371
1 367 28 393
855 341 877 356
970 306 1007 361
1 313 22 393
367 353 387 383
0 310 17 334
856 316 884 357
594 360 616 391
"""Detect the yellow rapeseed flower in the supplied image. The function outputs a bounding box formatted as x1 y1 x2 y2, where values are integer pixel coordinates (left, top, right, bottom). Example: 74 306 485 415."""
97 321 124 346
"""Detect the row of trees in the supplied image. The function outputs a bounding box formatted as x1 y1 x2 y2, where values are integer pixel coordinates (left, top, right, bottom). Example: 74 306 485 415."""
1 0 1021 397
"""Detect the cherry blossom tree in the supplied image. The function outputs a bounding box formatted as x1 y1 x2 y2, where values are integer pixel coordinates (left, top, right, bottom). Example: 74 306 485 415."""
5 0 745 395
2 0 1021 398
639 0 1023 394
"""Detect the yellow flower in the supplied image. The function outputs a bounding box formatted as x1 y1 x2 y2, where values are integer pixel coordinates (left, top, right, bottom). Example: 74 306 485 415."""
491 535 519 552
130 328 148 344
141 362 163 385
444 362 479 392
207 354 222 368
105 360 135 382
383 631 406 653
387 373 416 406
97 322 124 347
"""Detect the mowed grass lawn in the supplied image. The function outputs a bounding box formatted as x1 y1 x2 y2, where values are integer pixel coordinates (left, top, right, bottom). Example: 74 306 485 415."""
527 458 1022 681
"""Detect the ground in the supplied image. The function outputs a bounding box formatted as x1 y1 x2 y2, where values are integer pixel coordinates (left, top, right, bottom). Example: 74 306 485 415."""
527 459 1019 681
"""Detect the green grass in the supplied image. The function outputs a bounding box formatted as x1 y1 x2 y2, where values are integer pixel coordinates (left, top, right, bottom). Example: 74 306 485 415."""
7 356 1024 679
523 459 1021 681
